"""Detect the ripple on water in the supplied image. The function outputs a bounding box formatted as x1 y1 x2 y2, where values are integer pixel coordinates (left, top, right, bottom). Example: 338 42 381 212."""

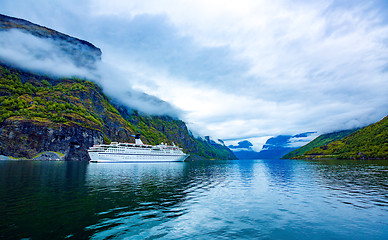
1 160 388 240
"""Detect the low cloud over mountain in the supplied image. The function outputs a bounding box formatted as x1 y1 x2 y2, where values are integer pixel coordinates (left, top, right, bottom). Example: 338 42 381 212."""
0 14 181 117
229 132 317 159
2 0 388 140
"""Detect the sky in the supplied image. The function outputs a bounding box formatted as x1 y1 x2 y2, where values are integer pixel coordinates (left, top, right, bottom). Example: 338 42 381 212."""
1 0 388 148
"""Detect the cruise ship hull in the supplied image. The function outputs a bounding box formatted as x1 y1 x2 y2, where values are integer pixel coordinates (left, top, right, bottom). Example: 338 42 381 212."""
88 152 189 163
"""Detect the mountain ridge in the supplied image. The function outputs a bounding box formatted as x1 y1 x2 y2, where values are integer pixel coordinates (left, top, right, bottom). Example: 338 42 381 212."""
282 129 358 159
286 116 387 159
0 14 236 161
229 133 315 159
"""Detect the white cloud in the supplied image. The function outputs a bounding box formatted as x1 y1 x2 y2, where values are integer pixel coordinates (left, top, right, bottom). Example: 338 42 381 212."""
88 0 388 134
1 0 388 141
0 29 180 116
225 136 271 152
0 30 95 78
287 133 319 148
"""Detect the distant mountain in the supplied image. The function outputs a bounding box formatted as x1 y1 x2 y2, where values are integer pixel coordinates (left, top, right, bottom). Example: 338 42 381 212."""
228 140 254 151
0 14 236 161
228 140 259 159
288 115 387 159
254 135 297 159
283 129 358 159
229 132 315 159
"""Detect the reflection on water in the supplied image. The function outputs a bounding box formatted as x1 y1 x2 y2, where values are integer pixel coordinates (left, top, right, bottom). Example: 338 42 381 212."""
84 161 234 239
0 159 387 239
309 160 388 210
263 159 296 186
85 163 188 239
0 161 89 239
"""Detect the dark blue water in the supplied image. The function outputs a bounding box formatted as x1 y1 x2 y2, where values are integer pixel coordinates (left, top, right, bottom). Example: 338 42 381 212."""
0 159 387 239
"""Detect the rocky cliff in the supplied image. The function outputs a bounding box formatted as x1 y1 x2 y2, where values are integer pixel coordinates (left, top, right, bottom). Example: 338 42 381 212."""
0 117 103 160
0 14 236 161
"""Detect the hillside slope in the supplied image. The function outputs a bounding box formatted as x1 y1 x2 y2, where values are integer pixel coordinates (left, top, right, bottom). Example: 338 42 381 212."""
0 14 236 161
0 63 236 160
291 116 387 159
283 129 358 159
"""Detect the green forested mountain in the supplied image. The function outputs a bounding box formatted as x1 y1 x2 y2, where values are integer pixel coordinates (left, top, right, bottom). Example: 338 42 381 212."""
0 64 236 160
0 14 236 161
283 129 358 159
287 116 387 159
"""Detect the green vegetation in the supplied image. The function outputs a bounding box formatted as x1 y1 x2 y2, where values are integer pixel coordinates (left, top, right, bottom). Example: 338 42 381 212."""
0 65 236 160
136 118 169 145
0 66 103 127
126 114 236 160
0 65 140 145
283 129 358 159
290 116 388 159
192 138 235 160
0 12 236 160
33 151 65 159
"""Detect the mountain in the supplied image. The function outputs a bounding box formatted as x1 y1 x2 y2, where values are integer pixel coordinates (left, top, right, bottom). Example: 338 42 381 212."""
228 140 259 159
283 129 358 159
0 14 236 161
0 14 101 69
228 140 254 150
229 133 315 159
254 135 297 159
288 115 387 159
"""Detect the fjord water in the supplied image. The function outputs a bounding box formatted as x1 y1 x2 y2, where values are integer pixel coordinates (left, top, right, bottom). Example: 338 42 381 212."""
0 160 387 239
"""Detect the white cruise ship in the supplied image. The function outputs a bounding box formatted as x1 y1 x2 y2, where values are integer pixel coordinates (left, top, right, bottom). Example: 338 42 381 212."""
88 134 189 163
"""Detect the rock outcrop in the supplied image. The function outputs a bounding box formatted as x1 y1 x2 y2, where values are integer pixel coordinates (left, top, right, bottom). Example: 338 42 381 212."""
0 118 103 160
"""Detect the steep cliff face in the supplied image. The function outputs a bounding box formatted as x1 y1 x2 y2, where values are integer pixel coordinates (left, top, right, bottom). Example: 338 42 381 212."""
0 64 131 160
0 63 236 160
0 14 236 161
0 14 232 161
0 117 103 160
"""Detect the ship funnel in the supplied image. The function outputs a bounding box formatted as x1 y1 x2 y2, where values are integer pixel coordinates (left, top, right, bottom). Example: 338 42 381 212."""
131 134 143 145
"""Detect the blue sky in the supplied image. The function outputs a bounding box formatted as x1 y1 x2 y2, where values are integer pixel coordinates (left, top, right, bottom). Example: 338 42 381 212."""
1 0 388 148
